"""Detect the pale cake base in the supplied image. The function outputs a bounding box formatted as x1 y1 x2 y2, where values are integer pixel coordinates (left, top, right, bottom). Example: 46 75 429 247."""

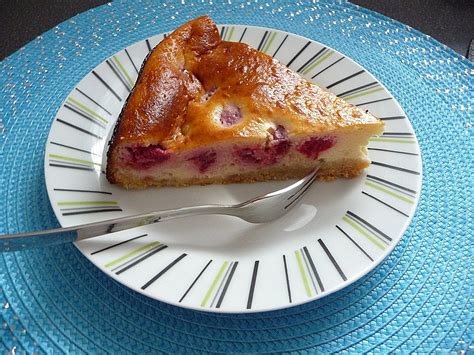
112 159 368 189
105 16 385 190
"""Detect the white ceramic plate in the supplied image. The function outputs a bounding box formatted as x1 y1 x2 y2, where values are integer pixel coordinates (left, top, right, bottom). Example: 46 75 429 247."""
44 25 422 313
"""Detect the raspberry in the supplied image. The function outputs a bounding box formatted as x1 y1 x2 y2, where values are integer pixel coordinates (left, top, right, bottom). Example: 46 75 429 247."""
297 136 335 159
126 145 170 169
188 150 217 173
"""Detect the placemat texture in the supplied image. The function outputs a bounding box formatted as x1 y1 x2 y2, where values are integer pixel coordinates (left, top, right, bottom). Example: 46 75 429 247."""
1 0 472 353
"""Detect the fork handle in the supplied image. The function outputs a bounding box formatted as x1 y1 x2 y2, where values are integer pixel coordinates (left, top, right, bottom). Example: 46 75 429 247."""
0 204 232 252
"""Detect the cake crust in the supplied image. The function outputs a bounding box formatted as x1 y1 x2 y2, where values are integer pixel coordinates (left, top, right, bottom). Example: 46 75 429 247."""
106 16 384 187
110 159 369 189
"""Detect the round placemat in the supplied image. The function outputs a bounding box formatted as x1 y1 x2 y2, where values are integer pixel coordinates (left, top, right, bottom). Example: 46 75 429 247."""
1 0 472 353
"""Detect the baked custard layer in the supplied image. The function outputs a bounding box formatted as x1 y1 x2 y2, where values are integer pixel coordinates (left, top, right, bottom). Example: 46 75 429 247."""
106 15 384 188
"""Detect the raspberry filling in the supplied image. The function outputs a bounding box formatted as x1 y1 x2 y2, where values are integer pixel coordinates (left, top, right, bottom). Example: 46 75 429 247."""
220 104 242 127
188 150 217 173
297 136 335 160
235 125 291 165
125 144 170 169
271 125 291 156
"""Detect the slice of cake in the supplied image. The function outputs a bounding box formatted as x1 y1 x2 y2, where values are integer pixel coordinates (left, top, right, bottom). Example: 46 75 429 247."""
106 16 384 188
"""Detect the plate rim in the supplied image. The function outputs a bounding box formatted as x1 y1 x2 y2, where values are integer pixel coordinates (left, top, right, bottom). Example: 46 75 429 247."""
43 23 423 313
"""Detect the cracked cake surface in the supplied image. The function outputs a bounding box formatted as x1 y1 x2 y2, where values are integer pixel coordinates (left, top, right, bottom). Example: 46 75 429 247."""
106 15 384 188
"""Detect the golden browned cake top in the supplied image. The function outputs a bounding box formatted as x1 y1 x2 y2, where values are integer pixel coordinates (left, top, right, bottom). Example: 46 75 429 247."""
109 15 381 151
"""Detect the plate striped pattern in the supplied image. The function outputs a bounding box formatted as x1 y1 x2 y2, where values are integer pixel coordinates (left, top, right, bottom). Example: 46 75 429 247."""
42 25 422 313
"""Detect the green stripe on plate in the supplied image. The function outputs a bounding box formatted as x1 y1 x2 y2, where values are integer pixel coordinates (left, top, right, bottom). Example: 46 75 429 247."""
369 138 416 144
302 50 334 75
344 87 384 101
105 241 160 268
365 181 415 204
201 261 229 307
342 216 386 250
112 56 135 87
295 250 313 297
262 31 277 54
66 97 108 124
49 154 101 167
226 26 235 41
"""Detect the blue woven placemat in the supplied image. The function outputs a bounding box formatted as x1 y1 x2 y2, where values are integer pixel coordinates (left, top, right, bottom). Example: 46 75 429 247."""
1 0 473 353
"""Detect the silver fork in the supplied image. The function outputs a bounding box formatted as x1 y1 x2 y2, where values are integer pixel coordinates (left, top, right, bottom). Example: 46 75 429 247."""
0 166 320 252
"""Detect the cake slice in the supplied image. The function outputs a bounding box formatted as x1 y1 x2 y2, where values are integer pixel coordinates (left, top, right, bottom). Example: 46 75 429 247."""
106 16 384 188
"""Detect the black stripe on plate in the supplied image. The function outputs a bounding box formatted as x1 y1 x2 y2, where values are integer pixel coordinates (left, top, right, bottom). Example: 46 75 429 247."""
272 34 288 57
54 188 111 194
318 239 347 281
355 97 392 107
312 57 344 79
335 225 374 262
257 30 268 51
49 159 92 170
381 135 415 139
301 247 318 294
116 245 168 275
367 174 417 194
179 260 213 303
378 116 405 121
337 81 378 97
106 60 131 92
216 262 238 308
326 70 365 89
283 255 292 303
347 211 392 242
91 234 147 255
50 141 100 156
297 47 326 73
211 263 233 308
56 118 103 139
141 253 187 290
366 177 416 198
75 88 112 115
361 191 409 217
49 163 94 172
367 178 415 197
286 41 311 67
145 39 152 52
368 148 419 156
220 26 226 38
110 244 163 272
91 70 122 101
303 246 324 292
238 27 247 42
62 208 122 216
371 161 421 175
246 261 259 309
64 104 106 128
125 48 139 74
